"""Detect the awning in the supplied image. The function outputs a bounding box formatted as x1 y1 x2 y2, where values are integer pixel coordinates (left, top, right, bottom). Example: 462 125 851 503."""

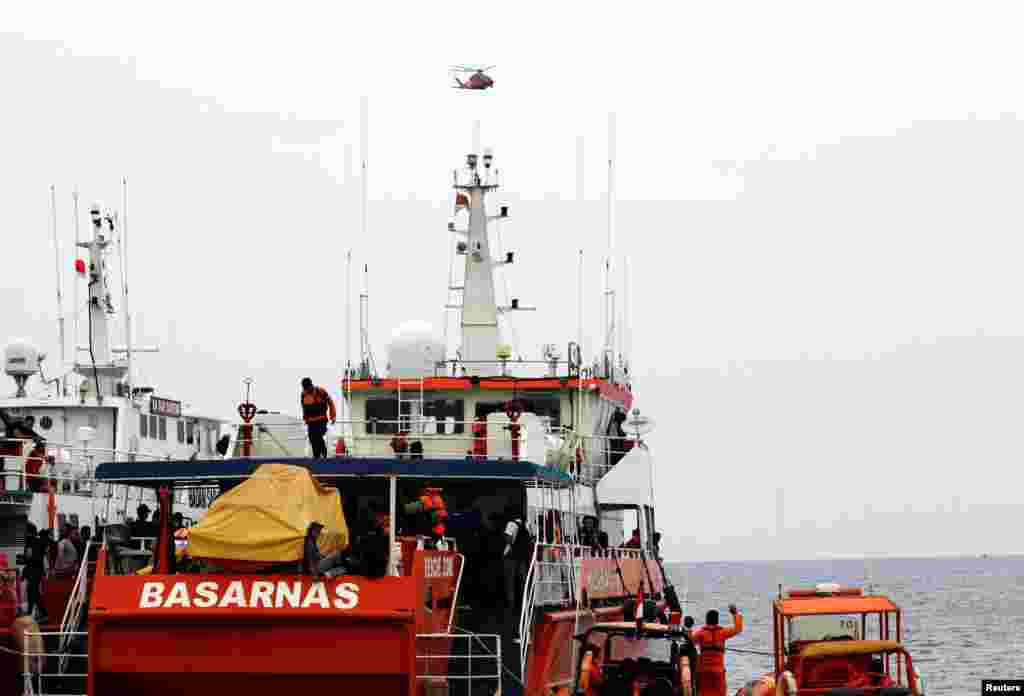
775 596 900 616
94 456 575 488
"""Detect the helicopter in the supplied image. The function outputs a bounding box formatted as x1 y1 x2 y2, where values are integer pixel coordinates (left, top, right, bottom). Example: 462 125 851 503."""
450 64 495 90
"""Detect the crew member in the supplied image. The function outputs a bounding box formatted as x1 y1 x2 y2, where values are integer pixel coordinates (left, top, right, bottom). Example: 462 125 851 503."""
300 378 336 459
691 604 743 696
578 643 604 696
623 527 641 548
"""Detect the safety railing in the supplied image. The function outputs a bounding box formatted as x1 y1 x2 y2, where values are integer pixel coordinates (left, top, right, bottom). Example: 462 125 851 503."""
1 437 171 495
344 352 630 384
416 632 502 696
19 629 88 696
57 540 92 677
228 419 636 478
518 543 652 676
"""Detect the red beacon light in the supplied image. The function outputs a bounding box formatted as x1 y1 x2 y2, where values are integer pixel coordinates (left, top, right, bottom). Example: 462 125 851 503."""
74 259 87 275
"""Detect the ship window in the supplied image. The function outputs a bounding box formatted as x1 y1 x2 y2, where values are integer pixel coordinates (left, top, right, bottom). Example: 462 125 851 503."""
159 417 167 441
177 420 185 443
365 398 399 435
88 414 99 428
424 399 465 434
521 396 561 430
186 422 195 445
140 414 148 438
475 397 560 429
149 415 158 439
39 416 53 431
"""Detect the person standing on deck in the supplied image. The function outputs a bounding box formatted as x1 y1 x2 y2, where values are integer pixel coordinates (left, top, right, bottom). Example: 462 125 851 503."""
300 378 336 459
503 507 533 623
691 604 743 696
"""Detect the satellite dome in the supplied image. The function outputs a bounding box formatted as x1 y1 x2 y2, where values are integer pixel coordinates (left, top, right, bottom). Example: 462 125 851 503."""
4 340 41 378
4 339 41 398
387 321 445 378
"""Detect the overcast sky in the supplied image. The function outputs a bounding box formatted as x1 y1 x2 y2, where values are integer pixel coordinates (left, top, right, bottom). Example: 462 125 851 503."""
3 2 1024 559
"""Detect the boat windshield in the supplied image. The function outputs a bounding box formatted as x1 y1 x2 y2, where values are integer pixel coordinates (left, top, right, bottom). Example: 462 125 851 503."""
604 634 675 663
787 614 863 642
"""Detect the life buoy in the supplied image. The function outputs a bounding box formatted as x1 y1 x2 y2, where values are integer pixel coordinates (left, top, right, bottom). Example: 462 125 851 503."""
775 671 797 696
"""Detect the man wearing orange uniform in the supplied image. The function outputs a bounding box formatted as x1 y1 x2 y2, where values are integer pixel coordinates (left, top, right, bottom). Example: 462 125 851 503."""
690 604 743 696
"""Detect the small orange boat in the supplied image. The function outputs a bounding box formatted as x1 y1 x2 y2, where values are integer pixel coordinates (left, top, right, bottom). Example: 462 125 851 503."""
735 583 926 696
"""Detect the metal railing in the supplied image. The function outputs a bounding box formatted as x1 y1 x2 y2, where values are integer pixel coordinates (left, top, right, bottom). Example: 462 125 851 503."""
416 632 502 695
517 543 651 676
228 419 636 479
19 629 88 696
1 437 175 493
57 540 92 676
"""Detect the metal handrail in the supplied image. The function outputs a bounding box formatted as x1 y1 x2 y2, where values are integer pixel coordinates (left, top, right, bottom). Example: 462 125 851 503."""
58 540 92 676
416 632 502 693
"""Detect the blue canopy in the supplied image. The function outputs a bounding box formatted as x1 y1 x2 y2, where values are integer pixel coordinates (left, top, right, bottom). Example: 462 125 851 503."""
94 456 574 488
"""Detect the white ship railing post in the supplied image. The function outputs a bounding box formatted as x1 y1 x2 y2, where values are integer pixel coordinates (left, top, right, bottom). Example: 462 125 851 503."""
388 474 397 575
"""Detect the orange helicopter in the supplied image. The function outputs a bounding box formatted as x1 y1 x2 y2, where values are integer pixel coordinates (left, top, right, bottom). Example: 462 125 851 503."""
451 64 495 90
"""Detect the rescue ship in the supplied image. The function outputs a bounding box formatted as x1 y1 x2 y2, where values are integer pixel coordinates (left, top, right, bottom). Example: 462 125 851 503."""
735 583 926 696
13 146 678 696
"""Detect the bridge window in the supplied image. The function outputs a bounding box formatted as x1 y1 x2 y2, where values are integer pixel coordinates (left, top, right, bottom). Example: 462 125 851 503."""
140 414 148 438
425 399 465 434
365 398 399 435
149 415 158 439
475 397 561 429
186 422 195 445
177 420 185 443
158 417 167 441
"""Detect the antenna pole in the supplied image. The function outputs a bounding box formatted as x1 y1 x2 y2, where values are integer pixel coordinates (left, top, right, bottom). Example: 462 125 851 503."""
359 263 372 377
72 189 80 375
50 185 66 396
122 177 132 401
604 113 617 378
472 119 481 155
623 255 631 374
344 249 352 417
360 96 369 243
577 249 585 432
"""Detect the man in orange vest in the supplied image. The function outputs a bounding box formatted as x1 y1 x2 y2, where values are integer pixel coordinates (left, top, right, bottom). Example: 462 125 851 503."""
300 378 336 459
691 604 743 696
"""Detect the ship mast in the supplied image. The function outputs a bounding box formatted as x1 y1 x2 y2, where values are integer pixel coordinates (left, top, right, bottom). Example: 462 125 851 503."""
455 152 500 372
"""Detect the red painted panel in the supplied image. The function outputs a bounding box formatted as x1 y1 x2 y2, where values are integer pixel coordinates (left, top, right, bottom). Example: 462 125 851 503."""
89 573 417 695
577 558 664 602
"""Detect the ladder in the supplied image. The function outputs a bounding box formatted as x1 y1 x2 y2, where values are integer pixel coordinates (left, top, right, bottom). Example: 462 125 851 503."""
397 378 425 435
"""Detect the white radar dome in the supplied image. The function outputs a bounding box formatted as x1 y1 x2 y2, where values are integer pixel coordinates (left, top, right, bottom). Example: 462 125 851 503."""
387 321 446 378
4 340 41 378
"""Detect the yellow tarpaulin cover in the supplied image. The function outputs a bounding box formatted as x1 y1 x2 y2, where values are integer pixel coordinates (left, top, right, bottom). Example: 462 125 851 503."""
186 463 348 562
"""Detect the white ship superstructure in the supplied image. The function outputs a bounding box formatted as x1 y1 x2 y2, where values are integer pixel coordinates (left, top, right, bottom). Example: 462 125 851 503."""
1 190 226 563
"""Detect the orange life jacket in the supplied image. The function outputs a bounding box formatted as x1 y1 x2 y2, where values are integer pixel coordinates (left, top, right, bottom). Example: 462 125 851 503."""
694 625 726 672
301 387 335 424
